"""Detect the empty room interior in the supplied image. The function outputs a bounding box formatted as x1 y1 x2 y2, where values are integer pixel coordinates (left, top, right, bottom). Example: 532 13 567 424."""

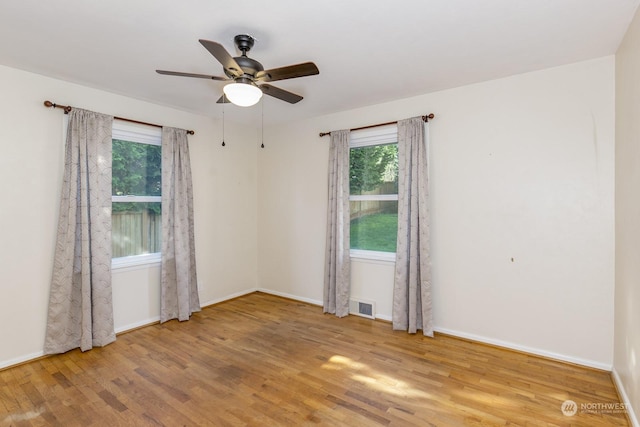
0 1 639 425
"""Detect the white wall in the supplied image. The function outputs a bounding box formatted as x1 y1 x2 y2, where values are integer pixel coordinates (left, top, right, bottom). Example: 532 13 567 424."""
0 53 621 382
615 5 640 425
258 56 615 368
0 64 258 368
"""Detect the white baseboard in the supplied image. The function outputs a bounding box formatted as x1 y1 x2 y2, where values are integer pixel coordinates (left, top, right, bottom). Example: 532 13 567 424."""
115 316 160 334
256 288 322 306
1 290 617 382
257 289 396 321
612 368 639 427
0 351 45 370
200 288 258 308
1 288 261 370
115 289 260 335
252 292 612 371
434 327 612 371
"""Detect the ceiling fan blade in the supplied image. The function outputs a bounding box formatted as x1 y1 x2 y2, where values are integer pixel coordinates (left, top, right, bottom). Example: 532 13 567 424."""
156 70 228 81
256 62 319 82
199 39 244 77
216 94 231 104
260 84 303 104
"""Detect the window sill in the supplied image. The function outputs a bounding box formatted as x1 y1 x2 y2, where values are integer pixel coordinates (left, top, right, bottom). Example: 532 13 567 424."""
112 253 161 272
350 249 396 264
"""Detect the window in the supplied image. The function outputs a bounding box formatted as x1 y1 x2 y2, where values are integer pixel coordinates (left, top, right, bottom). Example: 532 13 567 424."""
349 125 398 260
111 122 162 266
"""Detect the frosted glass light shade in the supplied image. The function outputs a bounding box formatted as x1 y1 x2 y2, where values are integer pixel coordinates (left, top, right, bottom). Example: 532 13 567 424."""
223 82 263 107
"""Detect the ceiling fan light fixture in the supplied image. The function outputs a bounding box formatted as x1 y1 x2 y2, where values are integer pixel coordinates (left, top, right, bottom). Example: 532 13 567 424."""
223 82 262 107
158 36 318 105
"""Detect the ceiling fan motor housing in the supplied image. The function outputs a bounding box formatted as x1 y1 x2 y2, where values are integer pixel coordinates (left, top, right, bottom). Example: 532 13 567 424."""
225 34 264 78
229 55 264 78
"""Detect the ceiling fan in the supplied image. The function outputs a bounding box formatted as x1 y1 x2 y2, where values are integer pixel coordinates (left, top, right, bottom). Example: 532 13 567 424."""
156 34 319 107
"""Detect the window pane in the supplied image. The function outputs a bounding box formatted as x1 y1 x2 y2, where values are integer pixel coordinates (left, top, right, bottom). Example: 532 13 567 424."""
350 200 398 252
350 144 398 195
112 202 161 258
112 139 161 197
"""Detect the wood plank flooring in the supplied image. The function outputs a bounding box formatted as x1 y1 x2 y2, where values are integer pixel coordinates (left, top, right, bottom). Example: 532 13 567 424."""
0 292 630 426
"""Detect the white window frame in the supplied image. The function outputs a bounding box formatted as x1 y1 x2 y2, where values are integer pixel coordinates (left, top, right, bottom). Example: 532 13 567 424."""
349 124 398 263
111 121 163 270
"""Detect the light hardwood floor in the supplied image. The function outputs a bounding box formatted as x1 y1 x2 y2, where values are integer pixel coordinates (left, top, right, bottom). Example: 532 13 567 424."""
0 292 630 426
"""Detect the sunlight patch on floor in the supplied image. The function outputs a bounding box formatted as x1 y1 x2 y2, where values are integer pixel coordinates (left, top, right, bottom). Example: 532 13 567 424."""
2 408 45 423
453 387 520 409
322 355 365 370
322 354 432 398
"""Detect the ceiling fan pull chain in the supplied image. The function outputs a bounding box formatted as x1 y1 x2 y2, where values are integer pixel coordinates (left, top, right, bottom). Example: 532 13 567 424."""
222 94 226 147
261 99 265 149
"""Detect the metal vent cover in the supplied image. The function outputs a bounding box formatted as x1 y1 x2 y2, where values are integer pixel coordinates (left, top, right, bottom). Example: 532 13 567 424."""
349 298 375 319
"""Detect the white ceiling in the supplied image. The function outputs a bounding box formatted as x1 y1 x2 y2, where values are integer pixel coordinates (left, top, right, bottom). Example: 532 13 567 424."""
0 0 637 126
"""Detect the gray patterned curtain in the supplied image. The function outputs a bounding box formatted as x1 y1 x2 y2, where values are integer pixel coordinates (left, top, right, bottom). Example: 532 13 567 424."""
393 117 432 336
323 129 351 317
160 127 200 322
44 108 115 354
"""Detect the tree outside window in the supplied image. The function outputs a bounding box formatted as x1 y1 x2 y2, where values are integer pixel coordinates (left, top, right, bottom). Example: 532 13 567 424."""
112 139 162 258
349 142 398 253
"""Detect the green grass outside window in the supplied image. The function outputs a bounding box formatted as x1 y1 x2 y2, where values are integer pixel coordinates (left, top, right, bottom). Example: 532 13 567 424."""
350 213 398 253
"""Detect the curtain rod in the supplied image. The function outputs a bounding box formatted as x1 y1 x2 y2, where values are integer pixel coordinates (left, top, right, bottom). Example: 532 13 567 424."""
318 113 434 137
43 100 195 135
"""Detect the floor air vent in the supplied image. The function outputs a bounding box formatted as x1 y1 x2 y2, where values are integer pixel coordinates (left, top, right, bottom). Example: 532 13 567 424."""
349 298 375 319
